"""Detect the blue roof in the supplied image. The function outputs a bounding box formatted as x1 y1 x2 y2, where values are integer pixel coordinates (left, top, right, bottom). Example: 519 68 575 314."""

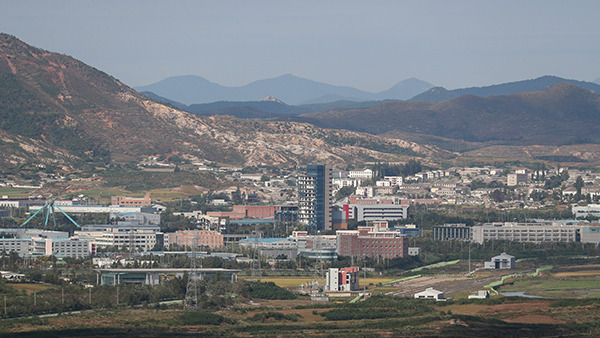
229 218 275 225
240 238 293 243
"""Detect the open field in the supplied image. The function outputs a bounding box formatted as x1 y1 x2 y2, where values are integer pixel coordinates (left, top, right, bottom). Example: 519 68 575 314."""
0 187 33 198
149 185 208 201
498 278 600 298
553 270 600 277
73 187 129 202
9 283 54 295
242 276 396 288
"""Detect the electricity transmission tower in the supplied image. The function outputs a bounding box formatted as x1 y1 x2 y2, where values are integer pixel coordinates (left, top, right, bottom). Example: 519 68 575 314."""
184 230 200 310
251 223 262 281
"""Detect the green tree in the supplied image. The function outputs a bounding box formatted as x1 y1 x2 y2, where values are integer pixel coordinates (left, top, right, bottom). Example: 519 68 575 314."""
574 176 584 201
335 186 356 200
402 159 422 177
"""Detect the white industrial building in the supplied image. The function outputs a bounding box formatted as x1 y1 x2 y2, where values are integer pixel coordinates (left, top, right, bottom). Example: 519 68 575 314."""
75 224 161 251
484 252 515 269
580 226 600 244
29 204 156 214
110 211 160 225
471 222 580 244
414 287 446 301
468 290 490 299
572 204 600 219
347 204 409 222
0 230 95 258
347 169 373 179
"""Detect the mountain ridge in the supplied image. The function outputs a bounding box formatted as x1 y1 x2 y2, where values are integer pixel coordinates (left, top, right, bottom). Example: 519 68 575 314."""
135 74 435 105
411 75 600 103
297 83 600 147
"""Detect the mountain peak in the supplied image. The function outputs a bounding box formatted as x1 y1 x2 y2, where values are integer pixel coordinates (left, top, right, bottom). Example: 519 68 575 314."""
259 96 284 104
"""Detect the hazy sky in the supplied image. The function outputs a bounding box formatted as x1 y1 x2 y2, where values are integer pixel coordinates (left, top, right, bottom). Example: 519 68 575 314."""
1 0 599 92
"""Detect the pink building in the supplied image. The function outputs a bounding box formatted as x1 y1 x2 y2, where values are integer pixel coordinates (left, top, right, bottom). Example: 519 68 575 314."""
336 227 408 259
111 193 151 207
165 230 223 249
233 205 279 219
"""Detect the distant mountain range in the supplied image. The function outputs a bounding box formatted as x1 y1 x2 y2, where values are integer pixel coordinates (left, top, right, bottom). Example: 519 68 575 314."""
141 91 394 119
411 76 600 103
135 75 435 105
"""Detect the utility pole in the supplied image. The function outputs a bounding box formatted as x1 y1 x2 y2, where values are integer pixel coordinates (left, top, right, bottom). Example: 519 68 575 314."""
363 260 367 300
468 241 471 276
251 223 262 281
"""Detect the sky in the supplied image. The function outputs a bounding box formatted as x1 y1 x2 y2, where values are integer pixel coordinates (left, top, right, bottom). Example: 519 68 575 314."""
1 0 599 92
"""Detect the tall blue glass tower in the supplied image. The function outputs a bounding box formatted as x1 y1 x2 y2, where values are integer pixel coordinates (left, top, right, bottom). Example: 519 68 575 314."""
298 164 332 231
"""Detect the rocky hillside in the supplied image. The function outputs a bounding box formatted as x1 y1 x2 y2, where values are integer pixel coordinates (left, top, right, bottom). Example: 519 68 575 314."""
0 33 440 171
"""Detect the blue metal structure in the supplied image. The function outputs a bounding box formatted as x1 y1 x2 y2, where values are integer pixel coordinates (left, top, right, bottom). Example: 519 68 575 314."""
20 200 81 228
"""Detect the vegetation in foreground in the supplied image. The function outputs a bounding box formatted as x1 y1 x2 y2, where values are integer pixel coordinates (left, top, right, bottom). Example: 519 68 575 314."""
0 296 599 337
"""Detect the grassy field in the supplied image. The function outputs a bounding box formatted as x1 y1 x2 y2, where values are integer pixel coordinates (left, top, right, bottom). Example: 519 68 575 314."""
499 278 600 298
149 185 207 201
76 187 130 202
9 283 54 295
554 270 600 277
242 276 396 288
0 187 33 198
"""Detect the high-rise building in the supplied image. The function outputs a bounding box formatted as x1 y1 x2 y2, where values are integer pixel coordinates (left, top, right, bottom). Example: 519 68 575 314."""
298 164 332 231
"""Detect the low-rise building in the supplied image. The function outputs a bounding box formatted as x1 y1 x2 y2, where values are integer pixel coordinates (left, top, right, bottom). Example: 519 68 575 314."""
408 247 421 256
433 224 471 241
29 204 157 215
164 230 223 249
110 211 160 225
345 204 409 222
468 290 490 299
111 193 152 207
51 238 96 258
0 231 95 258
484 252 515 269
238 238 298 260
0 238 31 256
336 226 408 259
507 173 527 186
471 222 580 244
414 287 446 301
75 225 160 251
573 204 600 219
348 169 373 179
580 225 600 244
326 267 360 292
